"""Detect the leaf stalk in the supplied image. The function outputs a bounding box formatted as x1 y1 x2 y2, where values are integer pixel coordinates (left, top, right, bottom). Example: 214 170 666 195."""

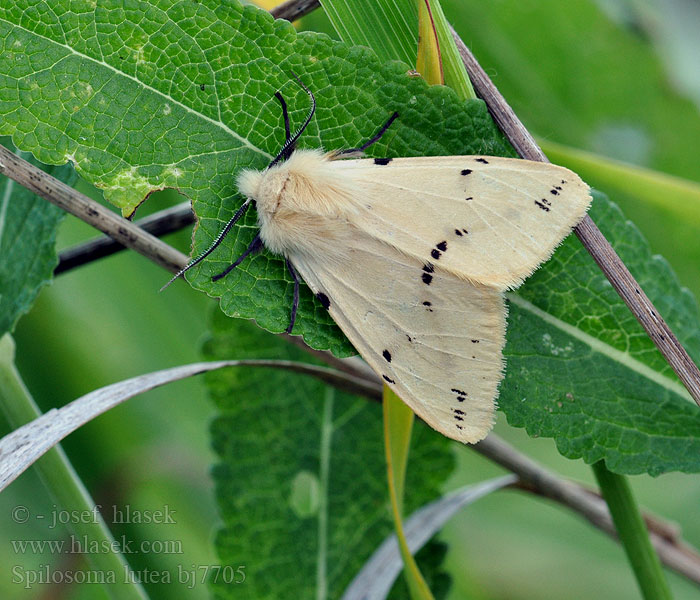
592 461 673 600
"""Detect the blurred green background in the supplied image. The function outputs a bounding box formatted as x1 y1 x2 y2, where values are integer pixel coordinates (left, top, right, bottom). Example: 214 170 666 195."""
3 0 700 598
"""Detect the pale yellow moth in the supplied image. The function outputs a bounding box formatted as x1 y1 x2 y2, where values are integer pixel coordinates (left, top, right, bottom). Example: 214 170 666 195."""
167 81 592 444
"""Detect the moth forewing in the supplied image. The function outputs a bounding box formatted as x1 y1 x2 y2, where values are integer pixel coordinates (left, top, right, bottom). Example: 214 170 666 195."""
334 155 592 291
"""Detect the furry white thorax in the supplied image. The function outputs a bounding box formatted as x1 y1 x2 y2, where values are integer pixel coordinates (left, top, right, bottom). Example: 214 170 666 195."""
236 149 361 260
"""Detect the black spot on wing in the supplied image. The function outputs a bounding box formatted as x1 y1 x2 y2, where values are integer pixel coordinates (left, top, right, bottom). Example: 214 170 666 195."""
374 157 392 165
461 169 472 176
382 374 395 384
382 349 392 362
422 262 434 285
451 388 467 403
316 292 330 309
475 158 489 164
430 241 448 260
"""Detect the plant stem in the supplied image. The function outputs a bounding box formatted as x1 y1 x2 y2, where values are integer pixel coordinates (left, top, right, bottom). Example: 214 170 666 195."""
0 334 148 600
592 461 672 600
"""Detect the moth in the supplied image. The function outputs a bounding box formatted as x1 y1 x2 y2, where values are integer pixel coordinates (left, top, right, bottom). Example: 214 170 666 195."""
166 79 592 444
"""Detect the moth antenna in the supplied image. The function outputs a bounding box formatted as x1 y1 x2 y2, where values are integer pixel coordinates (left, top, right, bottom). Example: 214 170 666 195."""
274 91 292 143
159 199 252 292
268 72 316 169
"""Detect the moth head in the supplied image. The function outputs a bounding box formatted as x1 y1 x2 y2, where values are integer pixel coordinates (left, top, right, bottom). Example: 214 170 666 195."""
236 168 263 202
236 165 290 218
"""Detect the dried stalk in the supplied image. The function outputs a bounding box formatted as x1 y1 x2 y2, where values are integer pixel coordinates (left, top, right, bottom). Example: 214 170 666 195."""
270 0 320 20
476 435 700 585
0 146 188 275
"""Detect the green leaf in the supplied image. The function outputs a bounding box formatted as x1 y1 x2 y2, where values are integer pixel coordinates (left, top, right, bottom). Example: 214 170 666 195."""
0 147 71 338
502 192 700 476
0 0 511 355
202 310 454 600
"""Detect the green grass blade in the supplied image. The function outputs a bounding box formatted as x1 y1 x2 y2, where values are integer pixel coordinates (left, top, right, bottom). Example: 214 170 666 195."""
541 138 700 228
416 0 445 85
0 335 149 600
321 0 475 98
424 0 475 99
384 386 435 600
320 0 418 65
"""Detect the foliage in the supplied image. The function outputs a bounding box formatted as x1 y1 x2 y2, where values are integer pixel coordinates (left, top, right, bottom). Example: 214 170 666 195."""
1 1 700 598
0 147 70 338
202 312 453 599
3 0 698 477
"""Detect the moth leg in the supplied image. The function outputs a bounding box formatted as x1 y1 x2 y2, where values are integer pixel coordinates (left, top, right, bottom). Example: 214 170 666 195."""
274 91 292 143
337 111 399 156
285 258 300 334
211 232 263 281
